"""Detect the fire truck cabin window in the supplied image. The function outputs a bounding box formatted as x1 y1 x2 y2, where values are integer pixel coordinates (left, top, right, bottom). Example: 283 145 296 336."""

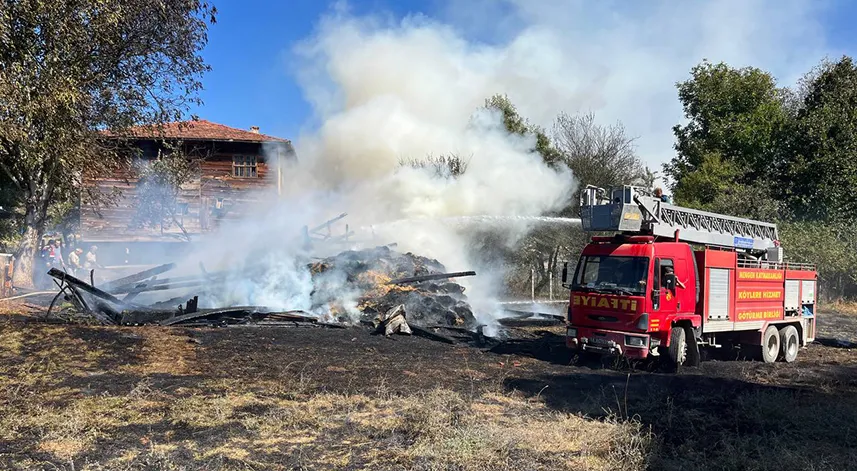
573 255 649 295
233 155 258 177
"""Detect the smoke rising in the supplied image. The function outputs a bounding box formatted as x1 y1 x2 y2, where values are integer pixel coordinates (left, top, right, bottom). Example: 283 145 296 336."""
129 4 579 329
275 6 581 326
127 0 832 330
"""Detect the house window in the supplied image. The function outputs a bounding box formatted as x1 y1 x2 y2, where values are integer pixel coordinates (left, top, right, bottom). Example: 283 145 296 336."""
233 156 258 177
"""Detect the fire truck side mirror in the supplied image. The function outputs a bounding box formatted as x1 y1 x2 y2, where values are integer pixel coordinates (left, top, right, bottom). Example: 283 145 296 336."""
663 273 676 291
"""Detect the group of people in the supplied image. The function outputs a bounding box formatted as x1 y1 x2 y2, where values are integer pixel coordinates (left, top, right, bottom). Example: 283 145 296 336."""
40 239 101 279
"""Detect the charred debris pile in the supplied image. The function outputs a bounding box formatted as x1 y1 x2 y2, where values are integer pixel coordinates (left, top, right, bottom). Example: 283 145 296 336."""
43 245 490 341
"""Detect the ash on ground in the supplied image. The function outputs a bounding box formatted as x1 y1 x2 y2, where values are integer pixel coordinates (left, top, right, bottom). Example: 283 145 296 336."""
308 246 476 329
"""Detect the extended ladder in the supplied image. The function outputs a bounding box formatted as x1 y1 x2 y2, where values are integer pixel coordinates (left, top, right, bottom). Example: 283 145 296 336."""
579 185 780 258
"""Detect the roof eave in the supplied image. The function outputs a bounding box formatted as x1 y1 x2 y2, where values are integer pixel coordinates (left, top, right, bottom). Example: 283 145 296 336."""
100 135 291 145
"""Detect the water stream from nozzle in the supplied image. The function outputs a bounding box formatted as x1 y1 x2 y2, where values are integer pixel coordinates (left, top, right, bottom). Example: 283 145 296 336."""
358 215 582 232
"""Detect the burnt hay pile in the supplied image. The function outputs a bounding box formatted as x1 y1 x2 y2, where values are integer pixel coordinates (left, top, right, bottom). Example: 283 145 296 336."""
41 245 479 332
308 246 476 329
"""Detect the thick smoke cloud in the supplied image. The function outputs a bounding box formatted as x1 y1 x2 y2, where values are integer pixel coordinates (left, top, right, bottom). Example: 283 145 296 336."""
288 9 574 219
268 6 581 326
134 0 833 330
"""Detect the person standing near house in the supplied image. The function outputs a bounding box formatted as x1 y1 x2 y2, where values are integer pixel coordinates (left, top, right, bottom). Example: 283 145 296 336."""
43 239 56 266
68 248 83 277
53 239 65 270
84 245 103 270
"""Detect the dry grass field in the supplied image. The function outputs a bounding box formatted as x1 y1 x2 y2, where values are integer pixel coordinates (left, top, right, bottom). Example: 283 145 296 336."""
0 303 855 470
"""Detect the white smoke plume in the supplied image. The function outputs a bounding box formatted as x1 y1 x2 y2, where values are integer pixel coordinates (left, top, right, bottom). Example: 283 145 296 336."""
129 5 578 329
128 0 833 330
275 6 581 326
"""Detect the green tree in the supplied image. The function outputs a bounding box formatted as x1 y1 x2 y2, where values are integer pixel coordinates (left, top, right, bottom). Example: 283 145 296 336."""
0 0 216 287
483 94 563 167
779 56 857 222
665 60 790 208
666 152 782 221
779 221 857 301
0 171 20 251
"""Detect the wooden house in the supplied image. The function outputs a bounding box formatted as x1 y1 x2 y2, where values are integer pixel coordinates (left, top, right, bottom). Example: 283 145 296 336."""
81 119 295 265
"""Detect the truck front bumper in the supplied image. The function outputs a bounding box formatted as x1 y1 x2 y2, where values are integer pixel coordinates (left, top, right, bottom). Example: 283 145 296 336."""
566 326 651 359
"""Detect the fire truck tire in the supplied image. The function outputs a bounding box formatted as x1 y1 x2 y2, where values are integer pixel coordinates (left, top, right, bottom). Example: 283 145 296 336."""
761 325 780 364
779 325 799 363
668 326 687 367
685 327 701 367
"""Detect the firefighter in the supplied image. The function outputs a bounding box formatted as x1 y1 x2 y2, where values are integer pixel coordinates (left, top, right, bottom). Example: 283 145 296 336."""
653 187 671 203
42 239 56 266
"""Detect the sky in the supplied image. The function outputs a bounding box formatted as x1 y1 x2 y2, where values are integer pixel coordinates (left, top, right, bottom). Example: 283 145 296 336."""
190 0 857 185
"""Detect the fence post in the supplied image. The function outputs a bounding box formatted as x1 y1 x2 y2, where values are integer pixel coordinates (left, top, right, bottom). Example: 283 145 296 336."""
531 268 535 302
549 271 553 301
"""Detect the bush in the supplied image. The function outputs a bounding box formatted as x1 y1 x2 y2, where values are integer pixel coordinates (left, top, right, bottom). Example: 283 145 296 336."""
779 221 857 301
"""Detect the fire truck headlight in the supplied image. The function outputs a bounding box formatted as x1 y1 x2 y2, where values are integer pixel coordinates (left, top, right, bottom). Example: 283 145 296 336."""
636 313 649 330
625 335 647 347
567 327 578 338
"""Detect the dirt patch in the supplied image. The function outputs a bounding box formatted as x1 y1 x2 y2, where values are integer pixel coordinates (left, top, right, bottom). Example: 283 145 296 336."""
817 308 857 344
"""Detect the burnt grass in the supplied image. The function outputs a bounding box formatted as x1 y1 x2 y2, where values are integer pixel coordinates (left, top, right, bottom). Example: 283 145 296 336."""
0 308 856 470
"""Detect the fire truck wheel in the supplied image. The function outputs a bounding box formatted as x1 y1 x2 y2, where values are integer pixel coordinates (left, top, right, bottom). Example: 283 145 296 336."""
761 325 780 364
668 326 687 367
779 325 799 363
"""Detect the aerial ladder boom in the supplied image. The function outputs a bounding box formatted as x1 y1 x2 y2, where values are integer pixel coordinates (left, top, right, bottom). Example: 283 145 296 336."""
579 185 782 262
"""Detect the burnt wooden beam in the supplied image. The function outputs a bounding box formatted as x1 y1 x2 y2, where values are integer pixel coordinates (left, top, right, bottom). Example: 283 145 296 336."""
312 230 356 242
263 310 318 322
388 271 476 285
91 300 121 323
123 289 144 303
159 306 265 326
46 268 127 323
119 309 176 325
185 296 198 314
410 325 456 344
100 263 177 292
111 280 210 295
110 272 229 294
308 212 348 235
45 282 68 319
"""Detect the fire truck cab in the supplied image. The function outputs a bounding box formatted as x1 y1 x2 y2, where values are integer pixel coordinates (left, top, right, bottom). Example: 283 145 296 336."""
562 185 818 368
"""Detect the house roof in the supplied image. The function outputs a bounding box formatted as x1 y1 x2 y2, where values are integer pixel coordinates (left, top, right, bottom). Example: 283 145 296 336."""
104 119 290 144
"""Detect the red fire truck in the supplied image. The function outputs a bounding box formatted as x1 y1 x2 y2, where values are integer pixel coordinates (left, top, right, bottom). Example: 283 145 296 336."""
562 185 818 367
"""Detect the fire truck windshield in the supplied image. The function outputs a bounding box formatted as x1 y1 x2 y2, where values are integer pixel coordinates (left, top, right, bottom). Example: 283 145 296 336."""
572 255 648 296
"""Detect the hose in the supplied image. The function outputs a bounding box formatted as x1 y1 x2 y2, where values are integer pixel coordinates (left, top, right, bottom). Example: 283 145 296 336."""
0 290 57 301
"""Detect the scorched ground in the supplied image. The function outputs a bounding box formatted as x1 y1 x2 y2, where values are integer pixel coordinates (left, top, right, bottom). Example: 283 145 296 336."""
0 302 855 470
